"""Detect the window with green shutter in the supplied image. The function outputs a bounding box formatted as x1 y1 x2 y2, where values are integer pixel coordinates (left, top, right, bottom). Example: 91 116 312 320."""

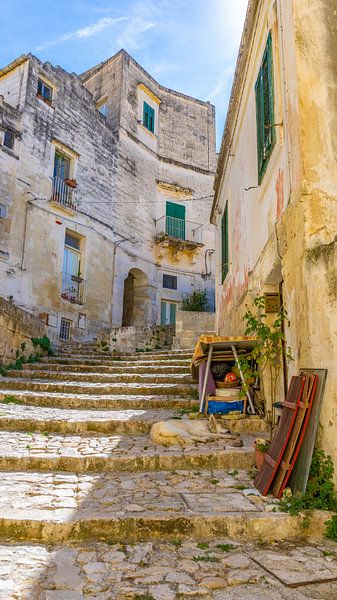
143 101 155 133
166 201 186 240
255 32 275 184
221 203 229 282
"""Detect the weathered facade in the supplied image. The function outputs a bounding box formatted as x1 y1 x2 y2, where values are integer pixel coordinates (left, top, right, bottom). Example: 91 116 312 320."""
0 50 216 343
212 1 337 476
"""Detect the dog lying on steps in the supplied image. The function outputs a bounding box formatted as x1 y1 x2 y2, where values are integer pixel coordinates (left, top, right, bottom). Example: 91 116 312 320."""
150 414 241 447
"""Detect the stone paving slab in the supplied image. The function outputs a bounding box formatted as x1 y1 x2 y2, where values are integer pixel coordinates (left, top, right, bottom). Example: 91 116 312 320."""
0 540 336 600
0 389 196 409
0 402 176 433
0 377 197 396
0 431 255 472
8 370 194 383
251 547 337 587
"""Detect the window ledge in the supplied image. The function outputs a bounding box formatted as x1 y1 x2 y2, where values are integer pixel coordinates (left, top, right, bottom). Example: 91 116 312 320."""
49 201 76 217
36 95 54 110
0 145 19 160
138 123 157 140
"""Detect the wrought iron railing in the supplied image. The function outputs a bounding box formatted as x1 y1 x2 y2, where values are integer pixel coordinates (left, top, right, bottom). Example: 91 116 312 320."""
51 176 78 210
61 272 85 304
155 215 203 244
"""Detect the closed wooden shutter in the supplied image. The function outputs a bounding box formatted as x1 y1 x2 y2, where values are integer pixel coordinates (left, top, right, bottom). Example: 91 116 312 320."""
166 201 186 239
255 32 275 183
221 203 229 282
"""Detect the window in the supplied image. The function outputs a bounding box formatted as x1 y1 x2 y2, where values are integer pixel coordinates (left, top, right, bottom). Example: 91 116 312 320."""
221 203 229 282
163 274 177 290
37 78 53 105
255 32 275 183
166 201 186 240
54 150 71 180
0 203 8 219
59 317 72 341
62 232 84 304
3 130 15 150
97 102 108 117
161 301 177 325
143 101 155 133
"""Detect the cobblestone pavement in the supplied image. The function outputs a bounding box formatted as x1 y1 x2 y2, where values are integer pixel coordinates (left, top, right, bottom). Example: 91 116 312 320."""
1 540 337 599
0 344 335 598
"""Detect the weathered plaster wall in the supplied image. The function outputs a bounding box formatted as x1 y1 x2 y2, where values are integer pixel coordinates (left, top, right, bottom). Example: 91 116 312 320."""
0 296 45 365
213 0 337 479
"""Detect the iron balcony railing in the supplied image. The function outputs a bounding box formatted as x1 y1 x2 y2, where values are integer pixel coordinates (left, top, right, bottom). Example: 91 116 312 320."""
61 272 85 304
51 176 78 210
155 215 203 245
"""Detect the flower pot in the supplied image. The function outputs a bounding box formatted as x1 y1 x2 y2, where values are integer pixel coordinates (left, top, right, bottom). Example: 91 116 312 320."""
64 178 77 189
255 448 266 471
71 275 83 283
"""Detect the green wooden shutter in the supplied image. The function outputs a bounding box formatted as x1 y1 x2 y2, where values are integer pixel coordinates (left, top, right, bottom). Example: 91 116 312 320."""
143 102 155 133
161 301 167 325
166 201 186 239
169 303 177 325
221 203 229 282
255 32 275 183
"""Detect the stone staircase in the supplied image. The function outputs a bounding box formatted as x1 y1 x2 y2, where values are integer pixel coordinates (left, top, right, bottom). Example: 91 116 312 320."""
0 342 331 598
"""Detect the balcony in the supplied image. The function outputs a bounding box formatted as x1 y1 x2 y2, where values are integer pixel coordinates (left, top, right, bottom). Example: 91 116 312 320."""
50 176 78 213
61 272 85 305
155 215 203 250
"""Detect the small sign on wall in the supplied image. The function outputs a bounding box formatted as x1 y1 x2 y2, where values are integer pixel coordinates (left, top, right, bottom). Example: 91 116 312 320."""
47 314 58 328
264 293 281 313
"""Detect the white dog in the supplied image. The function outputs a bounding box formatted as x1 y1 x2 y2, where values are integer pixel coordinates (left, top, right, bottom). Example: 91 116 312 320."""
150 414 239 447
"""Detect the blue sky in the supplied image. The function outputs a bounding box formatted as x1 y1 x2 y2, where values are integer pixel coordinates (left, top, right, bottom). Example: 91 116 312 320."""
0 0 248 148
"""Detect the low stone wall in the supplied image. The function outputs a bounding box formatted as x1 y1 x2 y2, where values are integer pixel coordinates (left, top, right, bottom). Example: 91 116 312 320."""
98 325 174 354
172 310 215 349
0 296 46 365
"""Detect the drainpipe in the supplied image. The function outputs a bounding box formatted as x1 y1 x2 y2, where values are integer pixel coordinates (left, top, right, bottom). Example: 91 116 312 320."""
109 236 136 326
20 199 32 270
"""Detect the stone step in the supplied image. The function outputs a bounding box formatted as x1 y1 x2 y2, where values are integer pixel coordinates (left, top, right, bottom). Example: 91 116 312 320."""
7 370 194 384
21 363 189 374
0 469 328 544
56 352 192 361
0 377 197 396
0 389 196 410
0 403 175 434
40 357 191 366
0 430 255 472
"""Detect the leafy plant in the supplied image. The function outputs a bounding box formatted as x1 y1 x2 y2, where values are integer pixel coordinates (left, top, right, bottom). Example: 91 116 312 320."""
280 449 337 515
197 542 209 549
181 289 209 312
31 335 52 354
255 439 270 453
193 555 219 563
242 295 293 427
216 543 236 552
2 395 20 404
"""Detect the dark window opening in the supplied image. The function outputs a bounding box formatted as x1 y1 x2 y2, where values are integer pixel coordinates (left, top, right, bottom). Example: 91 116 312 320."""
163 274 177 290
37 78 53 105
3 130 15 150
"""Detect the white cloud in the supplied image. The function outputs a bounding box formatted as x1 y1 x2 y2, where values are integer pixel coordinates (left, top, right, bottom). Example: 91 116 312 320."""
36 16 129 51
117 17 158 50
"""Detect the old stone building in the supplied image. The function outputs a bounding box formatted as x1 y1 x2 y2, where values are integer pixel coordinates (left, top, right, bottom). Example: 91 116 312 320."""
212 0 337 475
0 50 216 343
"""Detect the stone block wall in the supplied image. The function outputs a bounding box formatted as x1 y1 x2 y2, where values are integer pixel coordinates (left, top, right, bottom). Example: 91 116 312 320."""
98 325 174 354
0 296 46 364
172 310 215 349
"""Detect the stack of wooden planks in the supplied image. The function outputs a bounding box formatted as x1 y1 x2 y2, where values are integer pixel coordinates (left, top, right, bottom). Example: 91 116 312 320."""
255 370 323 498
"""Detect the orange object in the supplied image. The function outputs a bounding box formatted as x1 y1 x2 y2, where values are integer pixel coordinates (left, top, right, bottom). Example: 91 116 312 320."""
224 372 238 383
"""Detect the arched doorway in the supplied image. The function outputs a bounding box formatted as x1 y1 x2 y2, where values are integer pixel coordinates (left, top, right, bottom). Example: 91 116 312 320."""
122 268 150 326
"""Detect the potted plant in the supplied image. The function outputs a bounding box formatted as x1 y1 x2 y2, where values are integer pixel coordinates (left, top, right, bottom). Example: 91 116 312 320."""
241 294 293 432
254 438 270 470
64 178 77 189
71 271 83 283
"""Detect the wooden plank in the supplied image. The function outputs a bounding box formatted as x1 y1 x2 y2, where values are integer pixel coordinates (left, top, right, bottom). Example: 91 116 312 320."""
272 375 316 498
289 368 328 495
254 376 305 496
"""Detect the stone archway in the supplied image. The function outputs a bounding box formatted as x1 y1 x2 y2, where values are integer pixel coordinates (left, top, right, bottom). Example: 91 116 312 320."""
122 268 150 326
